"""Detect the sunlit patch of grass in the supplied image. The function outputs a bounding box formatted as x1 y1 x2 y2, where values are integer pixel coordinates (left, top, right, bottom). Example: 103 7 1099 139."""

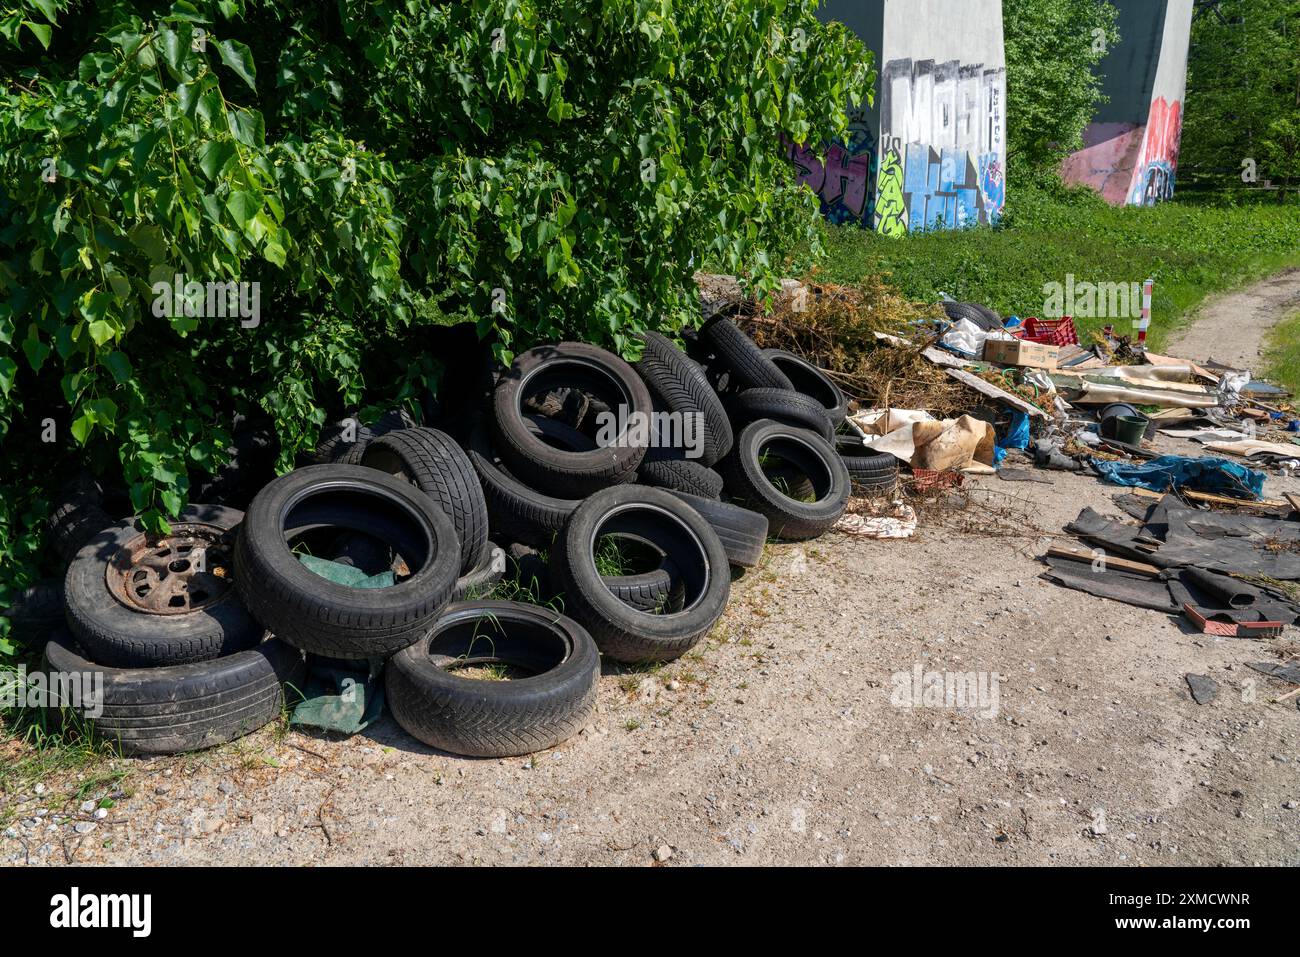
1263 311 1300 395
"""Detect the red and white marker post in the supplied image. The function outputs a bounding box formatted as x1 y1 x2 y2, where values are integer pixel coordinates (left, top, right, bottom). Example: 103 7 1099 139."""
1136 279 1154 347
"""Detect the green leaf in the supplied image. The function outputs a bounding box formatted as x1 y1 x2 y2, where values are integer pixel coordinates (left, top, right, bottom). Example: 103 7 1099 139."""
229 108 264 148
23 21 51 49
197 140 236 181
0 356 16 398
102 350 132 384
216 38 257 91
225 189 262 231
263 239 287 267
30 0 59 23
70 413 93 445
79 290 113 326
86 320 116 347
160 26 185 72
86 397 118 428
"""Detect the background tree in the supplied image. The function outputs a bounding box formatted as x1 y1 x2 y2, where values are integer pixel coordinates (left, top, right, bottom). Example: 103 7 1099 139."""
1002 0 1120 173
1181 0 1300 197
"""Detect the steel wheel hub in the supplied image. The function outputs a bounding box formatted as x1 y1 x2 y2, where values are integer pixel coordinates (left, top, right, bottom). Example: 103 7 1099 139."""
108 523 234 615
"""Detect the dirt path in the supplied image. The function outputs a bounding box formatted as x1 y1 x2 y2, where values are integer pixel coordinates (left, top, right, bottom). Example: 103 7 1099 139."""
1166 268 1300 369
4 277 1300 868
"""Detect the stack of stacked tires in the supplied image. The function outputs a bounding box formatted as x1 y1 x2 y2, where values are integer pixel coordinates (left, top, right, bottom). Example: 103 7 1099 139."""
17 321 898 762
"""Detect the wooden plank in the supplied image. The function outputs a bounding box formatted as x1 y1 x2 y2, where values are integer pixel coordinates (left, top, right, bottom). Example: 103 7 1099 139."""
944 368 1049 419
1285 493 1300 515
1123 486 1288 509
1047 544 1162 578
1185 489 1288 509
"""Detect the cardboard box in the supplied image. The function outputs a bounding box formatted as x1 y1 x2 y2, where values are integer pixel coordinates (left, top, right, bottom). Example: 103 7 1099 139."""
983 337 1060 370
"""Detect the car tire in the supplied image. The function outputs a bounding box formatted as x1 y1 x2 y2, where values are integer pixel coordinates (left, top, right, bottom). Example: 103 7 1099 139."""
697 317 794 391
491 342 652 496
550 486 730 663
842 450 899 494
311 408 415 466
361 427 490 575
2 579 65 643
49 474 114 565
761 349 848 428
723 388 835 441
665 492 769 568
635 331 733 466
720 420 850 541
385 601 599 757
637 450 724 500
467 426 581 547
604 564 681 613
235 465 460 659
943 301 1001 332
452 545 507 601
63 505 264 668
43 628 305 756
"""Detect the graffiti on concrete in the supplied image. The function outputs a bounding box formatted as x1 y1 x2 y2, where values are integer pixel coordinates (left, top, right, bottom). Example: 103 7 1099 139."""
874 139 907 238
1059 122 1148 206
1128 96 1182 206
783 107 878 227
875 57 1007 234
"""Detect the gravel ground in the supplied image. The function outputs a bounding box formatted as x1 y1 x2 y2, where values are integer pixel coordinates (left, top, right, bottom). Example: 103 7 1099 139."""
3 277 1299 868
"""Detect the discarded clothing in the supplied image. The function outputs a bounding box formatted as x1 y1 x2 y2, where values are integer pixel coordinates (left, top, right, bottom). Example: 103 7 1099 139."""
834 502 918 539
298 553 396 588
1090 456 1265 499
939 318 1015 360
290 656 386 735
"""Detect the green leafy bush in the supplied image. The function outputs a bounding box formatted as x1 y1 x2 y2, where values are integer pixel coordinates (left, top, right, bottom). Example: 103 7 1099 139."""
0 0 874 656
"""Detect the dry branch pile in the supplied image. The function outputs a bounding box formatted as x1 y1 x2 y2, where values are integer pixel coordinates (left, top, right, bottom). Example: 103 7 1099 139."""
737 274 957 411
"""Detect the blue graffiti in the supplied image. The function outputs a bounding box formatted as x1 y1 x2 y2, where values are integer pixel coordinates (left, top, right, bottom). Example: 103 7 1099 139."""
978 153 1005 224
1130 161 1175 207
900 146 985 232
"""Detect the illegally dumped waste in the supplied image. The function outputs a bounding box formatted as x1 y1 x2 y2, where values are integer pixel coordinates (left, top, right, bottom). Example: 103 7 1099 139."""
1090 456 1266 499
1042 491 1300 633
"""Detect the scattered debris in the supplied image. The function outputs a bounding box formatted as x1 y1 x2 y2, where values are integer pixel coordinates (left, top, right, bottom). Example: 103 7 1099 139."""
1185 674 1219 705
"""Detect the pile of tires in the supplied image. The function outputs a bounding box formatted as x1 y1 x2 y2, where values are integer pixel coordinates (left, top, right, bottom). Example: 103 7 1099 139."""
18 323 894 760
50 504 304 755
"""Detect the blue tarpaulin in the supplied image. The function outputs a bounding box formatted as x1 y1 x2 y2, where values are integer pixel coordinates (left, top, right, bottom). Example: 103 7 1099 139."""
1090 456 1266 499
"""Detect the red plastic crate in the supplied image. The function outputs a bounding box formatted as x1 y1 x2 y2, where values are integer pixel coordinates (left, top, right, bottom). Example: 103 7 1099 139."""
1019 316 1079 347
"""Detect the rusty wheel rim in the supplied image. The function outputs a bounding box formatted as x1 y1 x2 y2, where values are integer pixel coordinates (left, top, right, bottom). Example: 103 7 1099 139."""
107 523 234 615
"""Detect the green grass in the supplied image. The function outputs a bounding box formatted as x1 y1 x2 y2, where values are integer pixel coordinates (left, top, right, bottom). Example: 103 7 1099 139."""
1263 311 1300 395
0 709 126 828
816 180 1300 353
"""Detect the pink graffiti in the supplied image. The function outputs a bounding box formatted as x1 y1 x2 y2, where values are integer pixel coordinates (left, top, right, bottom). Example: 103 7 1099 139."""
1137 97 1183 171
1129 96 1182 205
785 139 872 218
